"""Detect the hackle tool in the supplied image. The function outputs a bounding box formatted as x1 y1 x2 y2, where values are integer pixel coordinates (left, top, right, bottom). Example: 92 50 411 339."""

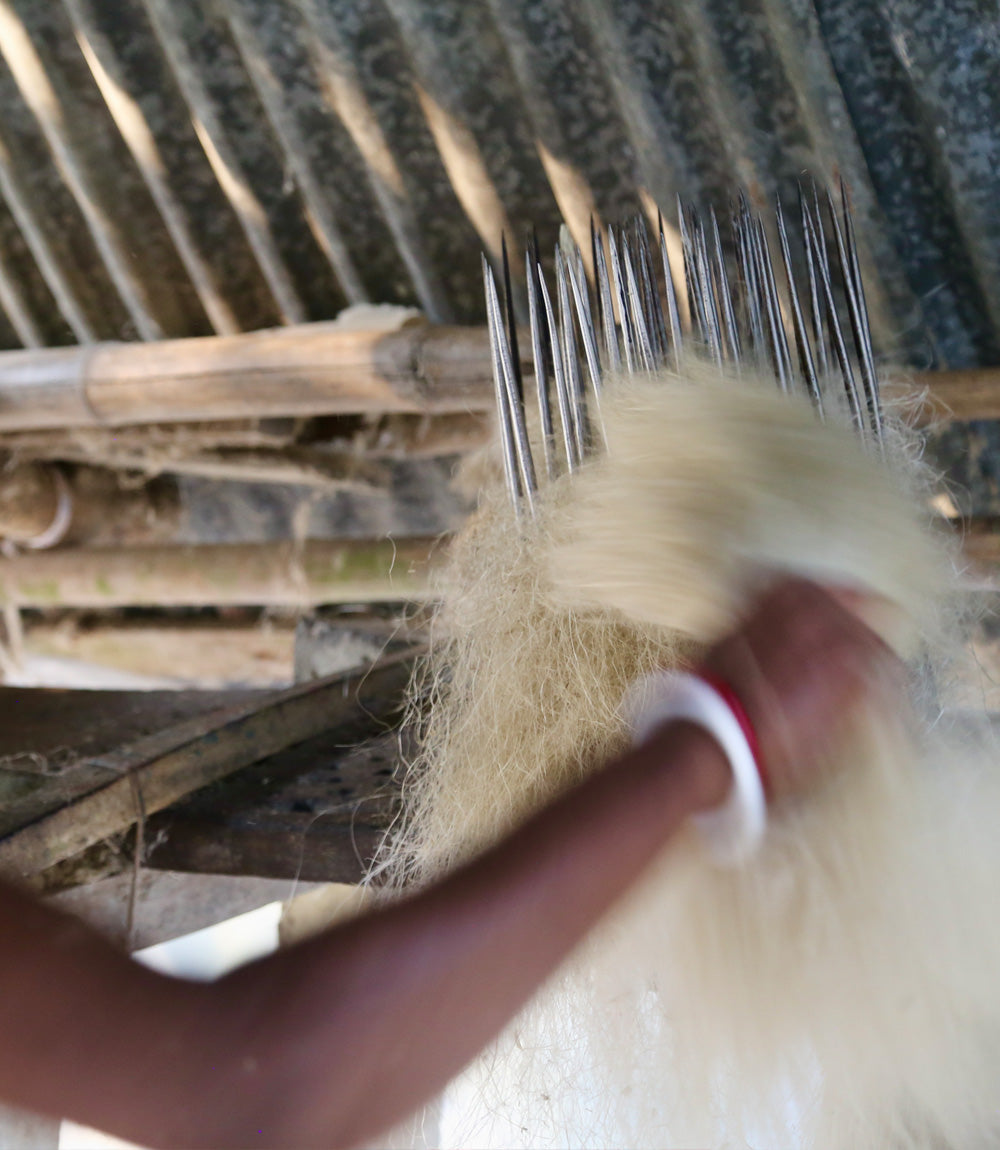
482 183 884 510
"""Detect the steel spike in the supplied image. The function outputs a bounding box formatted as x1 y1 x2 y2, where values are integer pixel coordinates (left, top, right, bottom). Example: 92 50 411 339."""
490 250 537 508
735 202 766 365
634 219 667 366
692 213 723 365
710 206 741 364
799 184 829 377
621 230 655 372
608 228 637 374
775 197 822 411
678 198 707 345
537 260 578 473
658 210 684 368
526 238 557 480
501 235 524 409
483 255 527 511
555 246 588 464
803 204 865 431
592 220 621 374
830 183 882 442
756 216 793 390
563 230 607 449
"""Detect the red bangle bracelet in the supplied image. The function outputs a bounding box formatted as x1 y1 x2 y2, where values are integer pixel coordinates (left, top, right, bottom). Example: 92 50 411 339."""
696 671 771 799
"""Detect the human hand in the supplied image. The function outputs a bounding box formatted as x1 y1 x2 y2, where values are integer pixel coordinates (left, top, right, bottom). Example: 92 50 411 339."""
700 577 904 801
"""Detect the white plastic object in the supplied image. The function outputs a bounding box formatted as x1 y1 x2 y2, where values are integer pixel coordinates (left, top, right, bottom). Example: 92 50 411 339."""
623 670 767 866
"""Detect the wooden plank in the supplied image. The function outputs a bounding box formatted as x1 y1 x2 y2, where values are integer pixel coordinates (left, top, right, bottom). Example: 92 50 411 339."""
1 412 492 472
143 729 402 885
19 617 294 690
31 724 403 893
0 685 266 837
144 815 385 886
0 537 438 608
0 648 417 878
0 346 94 430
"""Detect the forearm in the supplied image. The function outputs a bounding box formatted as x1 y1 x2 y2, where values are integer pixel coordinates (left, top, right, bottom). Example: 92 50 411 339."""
208 720 729 1148
0 721 726 1149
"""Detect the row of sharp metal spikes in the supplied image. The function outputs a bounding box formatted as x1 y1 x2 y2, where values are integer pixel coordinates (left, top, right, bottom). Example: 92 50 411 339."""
483 181 884 518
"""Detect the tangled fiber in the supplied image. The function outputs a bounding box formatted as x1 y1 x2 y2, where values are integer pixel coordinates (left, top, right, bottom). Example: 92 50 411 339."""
383 361 1000 1148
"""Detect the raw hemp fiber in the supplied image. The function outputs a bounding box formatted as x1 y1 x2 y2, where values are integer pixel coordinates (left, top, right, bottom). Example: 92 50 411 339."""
382 361 1000 1148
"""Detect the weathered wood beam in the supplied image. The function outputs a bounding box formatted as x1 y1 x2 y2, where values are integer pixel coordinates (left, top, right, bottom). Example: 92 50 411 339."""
0 537 438 608
1 414 492 477
30 722 404 893
0 648 418 878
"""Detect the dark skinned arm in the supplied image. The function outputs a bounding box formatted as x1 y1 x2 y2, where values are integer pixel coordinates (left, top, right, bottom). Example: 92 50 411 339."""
0 578 896 1148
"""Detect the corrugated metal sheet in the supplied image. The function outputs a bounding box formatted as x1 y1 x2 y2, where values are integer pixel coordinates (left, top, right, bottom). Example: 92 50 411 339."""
0 0 995 368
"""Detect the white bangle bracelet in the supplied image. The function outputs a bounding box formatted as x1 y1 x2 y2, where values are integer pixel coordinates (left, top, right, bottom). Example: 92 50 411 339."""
622 670 767 866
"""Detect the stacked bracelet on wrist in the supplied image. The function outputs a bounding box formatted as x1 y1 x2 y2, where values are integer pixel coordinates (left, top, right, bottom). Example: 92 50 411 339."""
622 670 768 866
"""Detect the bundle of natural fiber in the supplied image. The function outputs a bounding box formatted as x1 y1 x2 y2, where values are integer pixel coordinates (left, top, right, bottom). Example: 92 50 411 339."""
382 360 1000 1149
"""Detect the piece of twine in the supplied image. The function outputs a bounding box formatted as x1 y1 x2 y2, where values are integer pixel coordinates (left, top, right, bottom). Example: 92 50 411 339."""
123 771 147 952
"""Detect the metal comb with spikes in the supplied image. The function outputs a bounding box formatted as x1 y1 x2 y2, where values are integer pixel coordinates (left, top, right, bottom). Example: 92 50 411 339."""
483 182 883 517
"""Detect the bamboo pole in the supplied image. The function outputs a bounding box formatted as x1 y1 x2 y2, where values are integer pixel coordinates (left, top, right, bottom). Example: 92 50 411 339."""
0 537 439 608
0 318 994 433
0 522 995 611
0 320 506 431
